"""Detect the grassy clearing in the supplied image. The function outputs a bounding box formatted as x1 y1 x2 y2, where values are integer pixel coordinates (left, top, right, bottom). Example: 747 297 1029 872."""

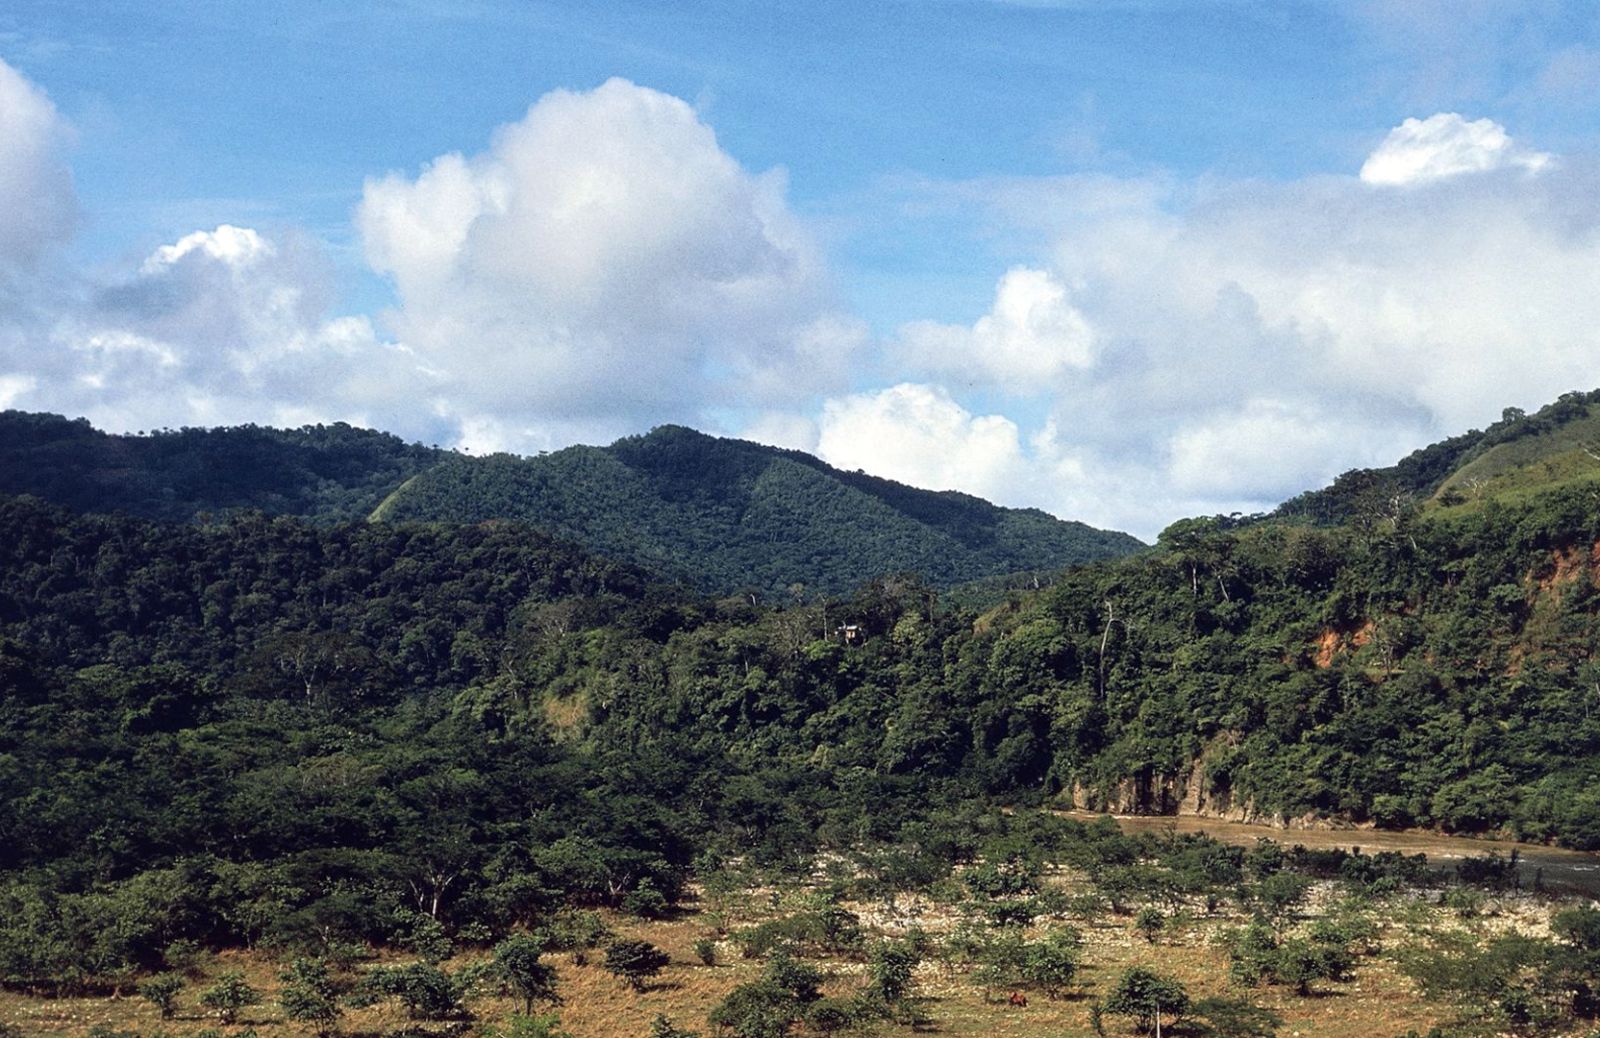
9 865 1564 1038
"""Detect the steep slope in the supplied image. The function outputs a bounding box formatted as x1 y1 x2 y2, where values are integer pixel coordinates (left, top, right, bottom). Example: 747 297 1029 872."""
0 411 443 522
1273 389 1600 524
371 424 1143 596
1432 405 1600 509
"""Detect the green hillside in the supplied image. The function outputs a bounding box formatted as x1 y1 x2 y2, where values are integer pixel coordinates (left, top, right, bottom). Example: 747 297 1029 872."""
370 424 1144 596
0 410 443 522
1431 405 1600 510
0 413 1141 597
1275 389 1600 525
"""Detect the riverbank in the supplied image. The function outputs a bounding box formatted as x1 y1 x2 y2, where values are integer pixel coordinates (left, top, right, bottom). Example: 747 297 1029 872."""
1062 811 1600 898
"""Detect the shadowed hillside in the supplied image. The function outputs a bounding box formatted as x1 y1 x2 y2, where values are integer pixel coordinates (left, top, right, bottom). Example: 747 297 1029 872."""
0 412 1142 597
0 411 443 522
370 424 1144 596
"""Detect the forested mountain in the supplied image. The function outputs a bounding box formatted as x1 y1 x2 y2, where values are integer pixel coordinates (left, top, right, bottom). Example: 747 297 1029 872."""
0 411 444 523
0 412 1141 597
370 424 1144 596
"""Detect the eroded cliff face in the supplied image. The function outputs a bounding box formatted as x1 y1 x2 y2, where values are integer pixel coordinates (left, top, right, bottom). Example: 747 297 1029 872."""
1065 757 1369 831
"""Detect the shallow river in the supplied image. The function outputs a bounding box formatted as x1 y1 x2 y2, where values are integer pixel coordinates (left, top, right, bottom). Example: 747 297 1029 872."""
1061 811 1600 899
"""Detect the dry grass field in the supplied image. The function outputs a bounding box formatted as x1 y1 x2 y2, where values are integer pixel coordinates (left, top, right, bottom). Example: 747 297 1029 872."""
9 859 1569 1038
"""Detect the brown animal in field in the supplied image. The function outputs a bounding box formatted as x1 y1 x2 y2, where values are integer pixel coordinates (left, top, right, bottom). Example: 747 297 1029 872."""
1008 991 1028 1007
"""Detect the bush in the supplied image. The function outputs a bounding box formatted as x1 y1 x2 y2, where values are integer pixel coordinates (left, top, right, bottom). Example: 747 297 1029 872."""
198 971 260 1024
360 962 466 1020
694 937 717 966
1021 928 1082 998
492 934 560 1014
1255 872 1312 929
604 939 671 992
278 958 343 1035
972 928 1028 992
1226 921 1278 987
1103 967 1190 1035
1273 937 1353 996
1553 906 1600 951
400 913 454 963
139 973 184 1019
1134 908 1165 943
707 982 794 1038
868 939 920 1006
622 880 670 919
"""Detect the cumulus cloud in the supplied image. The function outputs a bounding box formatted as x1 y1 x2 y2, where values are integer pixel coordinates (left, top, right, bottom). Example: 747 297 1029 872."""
1165 399 1414 500
895 267 1095 391
831 112 1598 537
32 224 432 436
357 77 851 444
2 72 852 454
815 384 1030 502
0 57 74 274
1359 113 1551 185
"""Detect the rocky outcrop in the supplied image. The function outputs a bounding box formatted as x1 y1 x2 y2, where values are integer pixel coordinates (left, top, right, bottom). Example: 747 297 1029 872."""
1065 755 1371 831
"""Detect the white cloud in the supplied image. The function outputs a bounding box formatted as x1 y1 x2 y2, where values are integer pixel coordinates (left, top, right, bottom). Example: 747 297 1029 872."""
41 224 434 437
1166 399 1413 500
896 266 1095 390
0 57 74 274
2 73 850 455
740 411 820 454
1359 113 1551 185
143 223 273 272
815 384 1029 501
846 112 1600 538
356 77 849 444
0 373 36 409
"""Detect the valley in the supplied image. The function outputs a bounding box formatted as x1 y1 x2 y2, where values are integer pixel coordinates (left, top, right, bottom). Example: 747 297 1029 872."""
4 392 1600 1038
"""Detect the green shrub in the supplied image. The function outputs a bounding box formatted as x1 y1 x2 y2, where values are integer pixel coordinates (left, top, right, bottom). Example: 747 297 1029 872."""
1103 967 1190 1035
198 971 260 1024
139 973 184 1019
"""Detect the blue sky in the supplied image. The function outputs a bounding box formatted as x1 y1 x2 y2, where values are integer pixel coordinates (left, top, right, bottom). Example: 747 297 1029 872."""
3 1 1600 536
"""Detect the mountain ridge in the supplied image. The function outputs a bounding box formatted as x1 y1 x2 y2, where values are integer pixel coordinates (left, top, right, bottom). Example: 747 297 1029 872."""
371 423 1144 596
0 411 1143 598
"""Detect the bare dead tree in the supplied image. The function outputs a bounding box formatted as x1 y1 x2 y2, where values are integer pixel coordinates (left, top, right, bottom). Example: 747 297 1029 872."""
1098 597 1126 700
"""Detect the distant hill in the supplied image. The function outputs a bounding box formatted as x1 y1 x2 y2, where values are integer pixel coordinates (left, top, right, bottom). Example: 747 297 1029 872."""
371 424 1145 596
0 413 1142 596
0 411 442 522
1274 389 1600 525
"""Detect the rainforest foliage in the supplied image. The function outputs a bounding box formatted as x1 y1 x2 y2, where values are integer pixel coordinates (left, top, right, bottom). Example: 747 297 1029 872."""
0 412 1142 599
370 424 1143 596
0 411 442 523
2 458 1600 990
